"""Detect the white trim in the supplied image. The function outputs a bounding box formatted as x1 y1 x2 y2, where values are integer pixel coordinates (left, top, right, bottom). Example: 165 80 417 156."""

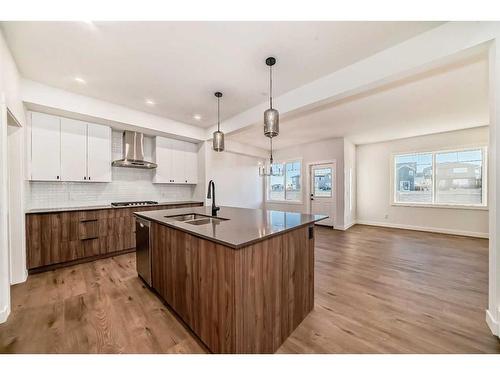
265 200 302 205
391 202 489 211
0 304 10 324
356 220 489 239
486 309 499 336
336 221 356 231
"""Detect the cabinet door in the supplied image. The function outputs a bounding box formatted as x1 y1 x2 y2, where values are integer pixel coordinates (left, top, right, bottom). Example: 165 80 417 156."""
87 123 112 182
154 137 176 183
31 112 61 181
185 142 198 184
171 139 186 183
60 117 87 182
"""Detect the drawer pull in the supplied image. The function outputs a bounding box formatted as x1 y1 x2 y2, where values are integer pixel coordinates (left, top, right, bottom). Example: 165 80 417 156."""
81 237 98 241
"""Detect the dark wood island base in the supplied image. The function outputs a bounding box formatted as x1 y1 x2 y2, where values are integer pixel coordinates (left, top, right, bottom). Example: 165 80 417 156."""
151 222 315 353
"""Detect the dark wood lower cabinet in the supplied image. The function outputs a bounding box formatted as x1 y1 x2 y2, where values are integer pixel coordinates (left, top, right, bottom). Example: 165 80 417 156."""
151 223 315 354
26 202 203 272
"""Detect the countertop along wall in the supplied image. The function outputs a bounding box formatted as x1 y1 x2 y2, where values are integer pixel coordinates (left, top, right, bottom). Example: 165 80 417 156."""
356 126 489 238
26 130 195 210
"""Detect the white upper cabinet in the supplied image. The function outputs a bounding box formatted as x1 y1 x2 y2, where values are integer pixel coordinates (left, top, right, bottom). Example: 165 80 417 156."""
30 112 112 183
184 142 198 184
154 137 174 183
30 112 61 181
87 123 112 182
171 139 186 183
60 117 87 182
153 136 198 184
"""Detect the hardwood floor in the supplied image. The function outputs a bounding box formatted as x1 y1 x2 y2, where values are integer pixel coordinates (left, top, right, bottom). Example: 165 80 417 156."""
1 225 499 353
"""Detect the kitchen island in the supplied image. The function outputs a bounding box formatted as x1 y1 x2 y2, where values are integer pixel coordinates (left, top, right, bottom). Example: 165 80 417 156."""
134 206 327 353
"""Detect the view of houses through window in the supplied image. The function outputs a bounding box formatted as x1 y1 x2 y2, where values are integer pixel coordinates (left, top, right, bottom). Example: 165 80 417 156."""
268 160 302 201
394 148 485 206
313 168 332 197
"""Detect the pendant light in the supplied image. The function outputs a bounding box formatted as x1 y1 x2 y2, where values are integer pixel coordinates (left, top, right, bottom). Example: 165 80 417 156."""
259 56 283 177
258 137 283 177
212 91 224 152
264 57 279 138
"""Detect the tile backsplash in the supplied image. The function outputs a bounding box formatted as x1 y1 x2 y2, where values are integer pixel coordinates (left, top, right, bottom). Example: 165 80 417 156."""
26 130 197 209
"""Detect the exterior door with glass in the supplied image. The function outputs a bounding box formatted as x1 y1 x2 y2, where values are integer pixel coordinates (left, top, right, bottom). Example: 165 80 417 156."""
310 163 335 227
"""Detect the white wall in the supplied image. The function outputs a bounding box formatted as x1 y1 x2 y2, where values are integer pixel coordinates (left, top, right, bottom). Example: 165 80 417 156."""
0 29 27 321
202 141 264 209
7 124 26 285
356 126 489 238
264 137 346 228
344 139 357 229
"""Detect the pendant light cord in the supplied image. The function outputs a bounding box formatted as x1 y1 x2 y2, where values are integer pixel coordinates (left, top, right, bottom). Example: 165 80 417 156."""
217 96 220 132
269 65 273 109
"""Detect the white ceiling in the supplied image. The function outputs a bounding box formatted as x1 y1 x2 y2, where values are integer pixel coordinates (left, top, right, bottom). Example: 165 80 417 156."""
229 53 489 149
1 21 442 128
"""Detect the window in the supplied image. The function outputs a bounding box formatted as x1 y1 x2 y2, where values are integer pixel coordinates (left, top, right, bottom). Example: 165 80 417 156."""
393 147 486 207
267 160 302 202
394 153 433 203
313 168 332 197
435 149 483 205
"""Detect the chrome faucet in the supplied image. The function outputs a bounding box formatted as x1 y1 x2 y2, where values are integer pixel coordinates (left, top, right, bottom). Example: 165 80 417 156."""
207 180 220 216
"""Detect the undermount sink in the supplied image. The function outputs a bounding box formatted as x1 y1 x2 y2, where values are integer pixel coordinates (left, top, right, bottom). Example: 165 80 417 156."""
165 213 229 225
185 217 227 226
165 213 210 221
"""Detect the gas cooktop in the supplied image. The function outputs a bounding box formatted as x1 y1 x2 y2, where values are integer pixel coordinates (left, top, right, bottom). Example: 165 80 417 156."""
111 201 159 207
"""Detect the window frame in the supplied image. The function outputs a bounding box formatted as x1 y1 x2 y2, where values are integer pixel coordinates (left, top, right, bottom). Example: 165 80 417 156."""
390 146 488 210
265 158 303 204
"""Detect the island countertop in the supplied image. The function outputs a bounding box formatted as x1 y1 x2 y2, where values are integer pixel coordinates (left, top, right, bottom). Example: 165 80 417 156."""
134 205 328 249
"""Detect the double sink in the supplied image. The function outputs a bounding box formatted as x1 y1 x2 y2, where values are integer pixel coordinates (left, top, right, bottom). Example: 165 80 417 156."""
165 213 229 226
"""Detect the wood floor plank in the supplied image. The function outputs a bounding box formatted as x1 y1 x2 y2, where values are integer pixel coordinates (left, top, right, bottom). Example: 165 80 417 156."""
1 225 499 353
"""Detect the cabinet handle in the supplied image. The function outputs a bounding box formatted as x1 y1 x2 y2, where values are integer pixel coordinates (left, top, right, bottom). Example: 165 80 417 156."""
89 176 91 181
56 176 59 180
84 176 87 180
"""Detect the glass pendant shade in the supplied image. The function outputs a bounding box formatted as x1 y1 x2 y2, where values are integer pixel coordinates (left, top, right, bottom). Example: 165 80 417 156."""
213 130 224 152
264 108 279 138
212 91 224 152
264 56 279 138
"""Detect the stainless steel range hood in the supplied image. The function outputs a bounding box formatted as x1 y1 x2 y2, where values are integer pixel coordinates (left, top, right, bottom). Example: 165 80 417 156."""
112 131 157 169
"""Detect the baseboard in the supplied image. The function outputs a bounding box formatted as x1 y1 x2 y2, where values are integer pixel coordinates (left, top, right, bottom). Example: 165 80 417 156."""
333 222 357 231
10 268 28 285
486 309 499 336
356 220 488 239
0 304 10 324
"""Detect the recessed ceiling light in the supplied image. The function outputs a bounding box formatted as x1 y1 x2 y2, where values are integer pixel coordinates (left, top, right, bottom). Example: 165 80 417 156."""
74 77 86 84
145 99 155 106
193 114 202 121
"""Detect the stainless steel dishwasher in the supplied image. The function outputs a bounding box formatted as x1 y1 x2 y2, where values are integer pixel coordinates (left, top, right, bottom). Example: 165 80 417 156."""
135 217 152 286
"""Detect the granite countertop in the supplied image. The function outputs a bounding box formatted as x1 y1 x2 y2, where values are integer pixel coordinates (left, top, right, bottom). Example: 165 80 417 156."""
134 206 328 249
25 201 204 214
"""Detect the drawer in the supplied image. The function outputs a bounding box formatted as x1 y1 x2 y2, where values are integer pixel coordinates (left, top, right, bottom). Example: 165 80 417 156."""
79 220 99 240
